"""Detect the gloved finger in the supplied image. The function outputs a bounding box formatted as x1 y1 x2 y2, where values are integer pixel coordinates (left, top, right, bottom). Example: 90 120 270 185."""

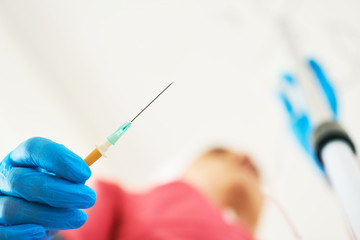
279 92 294 115
0 224 45 240
0 196 87 230
282 73 296 85
279 73 296 116
291 114 313 152
1 167 96 209
43 230 59 240
8 137 91 183
279 73 309 119
308 59 338 118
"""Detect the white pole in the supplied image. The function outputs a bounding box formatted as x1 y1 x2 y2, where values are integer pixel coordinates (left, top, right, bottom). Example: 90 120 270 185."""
321 140 360 239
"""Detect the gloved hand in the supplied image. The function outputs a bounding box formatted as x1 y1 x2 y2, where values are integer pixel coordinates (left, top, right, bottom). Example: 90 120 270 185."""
0 137 96 240
279 59 338 170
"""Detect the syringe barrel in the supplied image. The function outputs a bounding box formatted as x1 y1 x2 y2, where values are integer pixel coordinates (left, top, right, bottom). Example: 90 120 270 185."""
84 148 102 166
84 140 112 167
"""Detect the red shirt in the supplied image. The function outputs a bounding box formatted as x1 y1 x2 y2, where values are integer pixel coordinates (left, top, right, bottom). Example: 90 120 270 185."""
61 180 254 240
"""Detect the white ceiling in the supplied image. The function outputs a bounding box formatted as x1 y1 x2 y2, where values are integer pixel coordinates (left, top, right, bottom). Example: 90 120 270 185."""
0 0 360 239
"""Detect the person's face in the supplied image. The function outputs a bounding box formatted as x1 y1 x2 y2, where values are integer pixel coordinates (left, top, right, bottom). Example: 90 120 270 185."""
199 148 262 205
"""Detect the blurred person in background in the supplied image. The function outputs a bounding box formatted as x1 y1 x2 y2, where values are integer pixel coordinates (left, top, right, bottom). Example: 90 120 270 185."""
60 146 263 240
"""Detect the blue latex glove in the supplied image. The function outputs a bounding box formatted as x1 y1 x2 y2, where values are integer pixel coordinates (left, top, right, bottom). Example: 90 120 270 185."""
279 59 338 171
0 137 96 240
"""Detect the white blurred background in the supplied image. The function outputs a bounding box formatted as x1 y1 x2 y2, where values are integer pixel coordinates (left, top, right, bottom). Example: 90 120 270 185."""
0 0 360 239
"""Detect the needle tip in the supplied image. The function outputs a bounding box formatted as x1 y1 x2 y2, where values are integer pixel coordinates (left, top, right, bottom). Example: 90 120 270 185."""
130 82 174 122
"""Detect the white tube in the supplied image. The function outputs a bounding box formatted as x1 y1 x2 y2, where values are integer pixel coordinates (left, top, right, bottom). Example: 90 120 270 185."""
322 140 360 239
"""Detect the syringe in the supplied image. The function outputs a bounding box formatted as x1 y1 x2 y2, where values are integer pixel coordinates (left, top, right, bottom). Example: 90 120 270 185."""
84 82 174 166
